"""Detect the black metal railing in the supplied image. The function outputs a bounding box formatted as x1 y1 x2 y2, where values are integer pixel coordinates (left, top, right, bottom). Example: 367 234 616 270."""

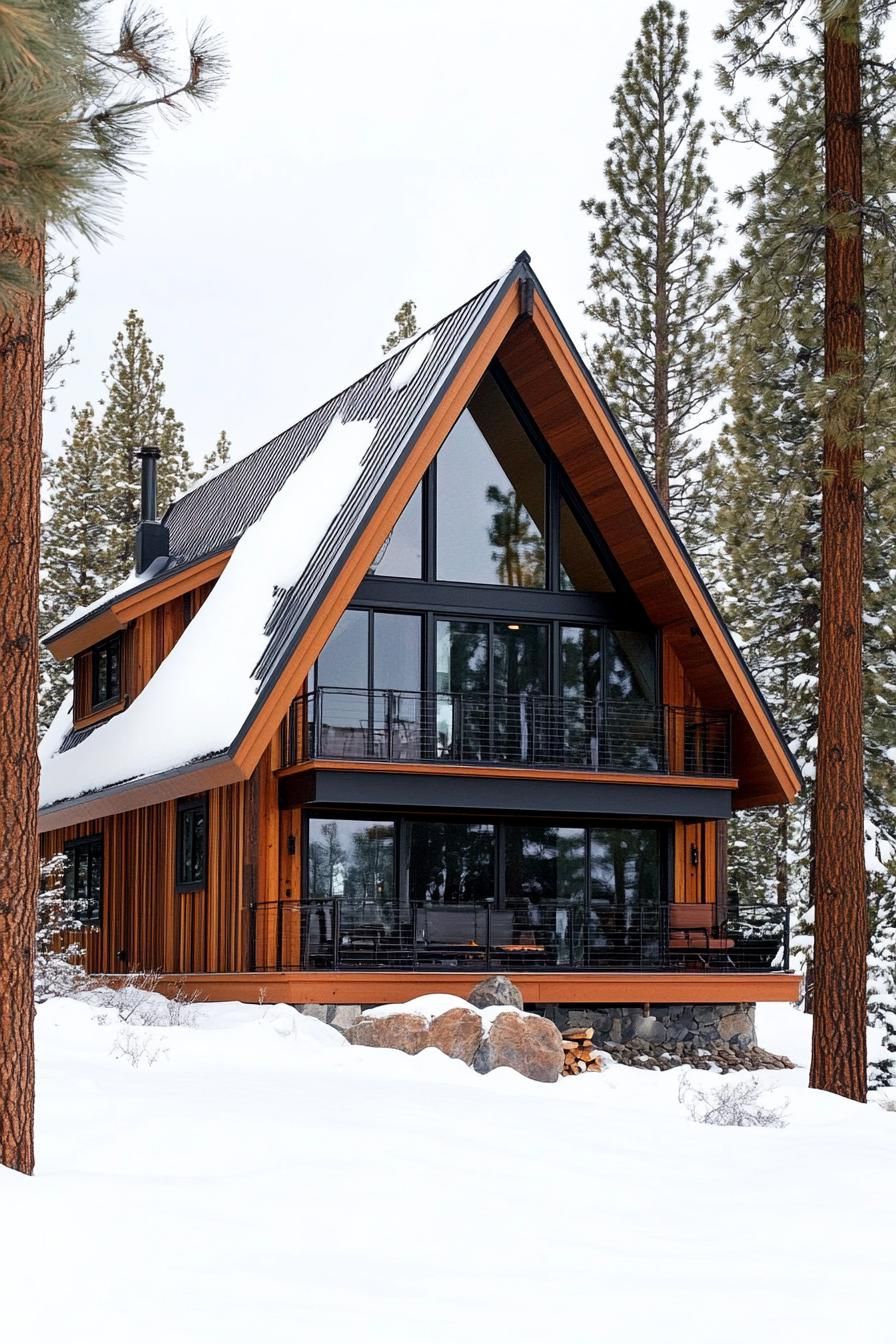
248 899 788 975
280 687 732 777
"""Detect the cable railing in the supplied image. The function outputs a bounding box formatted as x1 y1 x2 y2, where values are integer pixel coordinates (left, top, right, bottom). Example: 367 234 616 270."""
280 687 732 776
248 898 788 975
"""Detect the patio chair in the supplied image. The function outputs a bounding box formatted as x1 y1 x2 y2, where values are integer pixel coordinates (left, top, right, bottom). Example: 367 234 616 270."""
667 903 735 968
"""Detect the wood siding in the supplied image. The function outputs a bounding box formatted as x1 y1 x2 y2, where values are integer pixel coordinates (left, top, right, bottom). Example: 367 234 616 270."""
40 775 251 976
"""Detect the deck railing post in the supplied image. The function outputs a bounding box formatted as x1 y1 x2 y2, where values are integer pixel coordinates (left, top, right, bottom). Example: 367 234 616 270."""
247 903 257 972
485 903 492 971
275 901 283 973
333 899 341 972
783 905 791 972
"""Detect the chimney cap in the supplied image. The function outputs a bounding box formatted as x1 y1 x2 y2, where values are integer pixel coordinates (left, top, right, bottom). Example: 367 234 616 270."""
136 444 161 459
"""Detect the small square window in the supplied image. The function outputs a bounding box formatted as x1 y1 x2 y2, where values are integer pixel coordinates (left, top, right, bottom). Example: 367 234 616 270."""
91 636 122 709
63 835 103 926
176 795 208 891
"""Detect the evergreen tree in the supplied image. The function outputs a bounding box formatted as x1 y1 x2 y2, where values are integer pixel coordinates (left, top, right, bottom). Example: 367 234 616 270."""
99 310 194 574
581 2 723 534
203 429 232 475
713 2 896 1093
382 300 418 353
0 1 224 1175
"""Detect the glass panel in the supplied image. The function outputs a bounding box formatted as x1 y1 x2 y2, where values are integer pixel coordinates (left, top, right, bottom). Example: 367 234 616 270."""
373 613 422 759
605 630 659 771
307 819 396 959
88 841 102 921
493 622 547 762
560 627 601 766
368 483 423 578
504 825 586 964
588 828 661 967
436 373 546 587
407 821 495 905
314 609 370 759
435 620 489 760
559 497 614 592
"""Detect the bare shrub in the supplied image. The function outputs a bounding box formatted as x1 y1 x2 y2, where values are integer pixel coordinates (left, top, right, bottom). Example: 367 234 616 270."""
111 1027 168 1069
87 971 200 1028
679 1073 789 1128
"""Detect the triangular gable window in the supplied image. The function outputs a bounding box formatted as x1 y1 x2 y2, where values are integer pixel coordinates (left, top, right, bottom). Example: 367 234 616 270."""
368 367 617 594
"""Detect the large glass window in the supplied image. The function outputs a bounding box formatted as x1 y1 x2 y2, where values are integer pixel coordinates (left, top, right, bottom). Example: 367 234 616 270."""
436 374 546 587
561 626 602 766
307 817 396 931
504 824 587 964
559 498 614 593
312 610 422 758
407 820 495 904
493 622 548 760
436 620 489 759
368 483 423 579
63 834 103 926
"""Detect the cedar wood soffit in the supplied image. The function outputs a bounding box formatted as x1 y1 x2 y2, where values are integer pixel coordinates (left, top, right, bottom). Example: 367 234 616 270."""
38 260 800 832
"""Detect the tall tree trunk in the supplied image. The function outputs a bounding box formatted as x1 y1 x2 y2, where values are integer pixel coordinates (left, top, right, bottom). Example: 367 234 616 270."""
810 1 867 1102
654 21 671 511
0 218 44 1173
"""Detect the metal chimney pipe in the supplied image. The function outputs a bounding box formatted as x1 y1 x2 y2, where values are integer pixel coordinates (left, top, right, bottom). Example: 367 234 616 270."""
137 445 161 522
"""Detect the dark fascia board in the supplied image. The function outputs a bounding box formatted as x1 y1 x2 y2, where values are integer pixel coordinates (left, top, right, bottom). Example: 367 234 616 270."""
37 750 236 831
519 262 803 791
280 768 733 821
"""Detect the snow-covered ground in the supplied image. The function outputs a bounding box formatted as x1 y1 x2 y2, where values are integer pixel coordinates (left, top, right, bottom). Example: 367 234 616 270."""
2 997 893 1344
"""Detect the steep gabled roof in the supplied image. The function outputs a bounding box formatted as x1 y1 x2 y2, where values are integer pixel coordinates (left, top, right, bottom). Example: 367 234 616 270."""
39 255 800 829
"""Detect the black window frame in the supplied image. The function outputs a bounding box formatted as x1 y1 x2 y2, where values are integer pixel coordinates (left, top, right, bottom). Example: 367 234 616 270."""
303 809 669 914
63 833 103 927
175 794 208 892
90 634 122 710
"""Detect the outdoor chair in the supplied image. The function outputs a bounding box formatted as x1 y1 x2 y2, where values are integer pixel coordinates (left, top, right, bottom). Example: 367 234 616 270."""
667 903 735 968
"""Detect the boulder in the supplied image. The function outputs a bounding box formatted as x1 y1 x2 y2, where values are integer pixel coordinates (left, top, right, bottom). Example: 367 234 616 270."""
467 975 524 1011
473 1010 564 1084
346 1011 431 1055
427 1006 483 1065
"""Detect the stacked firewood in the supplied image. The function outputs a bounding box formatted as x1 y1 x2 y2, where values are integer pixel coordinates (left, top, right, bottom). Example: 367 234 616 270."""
561 1026 605 1076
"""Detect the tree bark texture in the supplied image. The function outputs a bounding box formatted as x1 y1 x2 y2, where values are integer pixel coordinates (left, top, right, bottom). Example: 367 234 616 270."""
0 218 44 1172
653 20 671 511
810 2 867 1102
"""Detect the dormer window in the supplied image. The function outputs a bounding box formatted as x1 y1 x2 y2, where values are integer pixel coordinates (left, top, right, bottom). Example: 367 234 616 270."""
91 635 122 710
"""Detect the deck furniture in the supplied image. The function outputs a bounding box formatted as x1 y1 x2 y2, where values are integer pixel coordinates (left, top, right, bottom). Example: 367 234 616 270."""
667 903 736 968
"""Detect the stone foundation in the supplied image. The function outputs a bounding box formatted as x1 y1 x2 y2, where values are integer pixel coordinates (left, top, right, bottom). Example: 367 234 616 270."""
550 1003 757 1050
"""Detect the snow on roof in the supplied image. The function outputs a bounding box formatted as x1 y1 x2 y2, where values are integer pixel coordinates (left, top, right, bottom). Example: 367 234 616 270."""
43 557 172 642
389 331 435 392
39 416 377 807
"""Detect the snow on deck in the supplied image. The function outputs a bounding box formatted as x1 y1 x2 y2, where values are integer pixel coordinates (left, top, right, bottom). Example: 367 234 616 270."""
39 416 377 806
2 997 893 1344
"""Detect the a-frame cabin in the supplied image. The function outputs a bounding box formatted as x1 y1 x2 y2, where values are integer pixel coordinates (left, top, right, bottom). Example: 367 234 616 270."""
39 255 801 1017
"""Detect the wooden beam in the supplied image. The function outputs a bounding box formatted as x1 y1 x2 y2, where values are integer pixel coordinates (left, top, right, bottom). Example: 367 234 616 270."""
276 758 739 790
156 969 803 1006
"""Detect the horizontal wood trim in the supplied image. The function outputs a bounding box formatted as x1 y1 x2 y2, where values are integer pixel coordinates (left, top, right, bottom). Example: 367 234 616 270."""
47 607 124 662
527 295 800 807
45 550 231 662
232 282 523 775
72 698 127 732
277 759 739 790
114 550 230 622
38 757 246 834
155 970 803 1006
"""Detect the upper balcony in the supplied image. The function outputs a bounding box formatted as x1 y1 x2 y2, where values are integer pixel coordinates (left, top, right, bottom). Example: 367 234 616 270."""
280 686 732 778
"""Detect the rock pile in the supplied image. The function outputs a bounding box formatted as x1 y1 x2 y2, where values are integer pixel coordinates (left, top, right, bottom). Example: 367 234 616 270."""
600 1038 795 1073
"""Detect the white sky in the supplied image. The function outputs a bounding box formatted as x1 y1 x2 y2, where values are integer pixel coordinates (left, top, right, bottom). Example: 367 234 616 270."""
45 1 763 464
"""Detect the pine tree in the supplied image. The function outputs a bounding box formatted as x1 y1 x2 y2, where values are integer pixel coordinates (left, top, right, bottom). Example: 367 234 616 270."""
98 310 194 575
581 2 723 534
203 429 232 475
383 300 418 353
715 0 896 1098
39 403 118 730
0 3 224 1175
